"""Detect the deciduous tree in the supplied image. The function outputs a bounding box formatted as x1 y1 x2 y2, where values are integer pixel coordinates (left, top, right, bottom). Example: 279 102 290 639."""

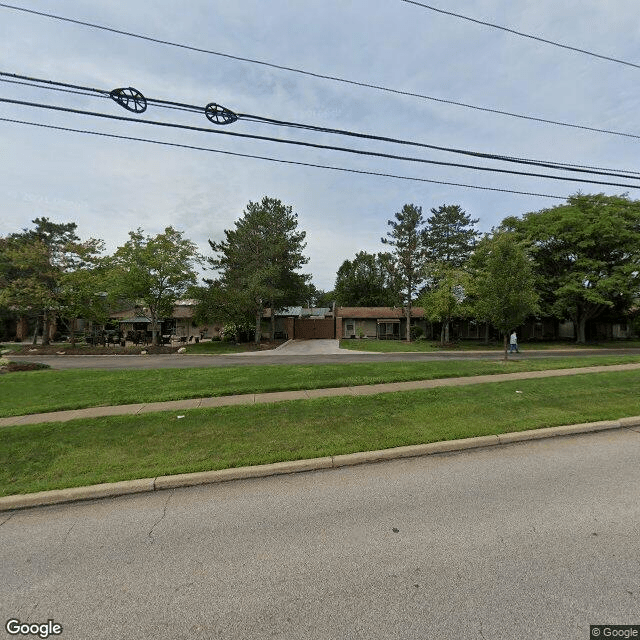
503 194 640 343
109 227 201 345
334 251 402 307
470 231 539 359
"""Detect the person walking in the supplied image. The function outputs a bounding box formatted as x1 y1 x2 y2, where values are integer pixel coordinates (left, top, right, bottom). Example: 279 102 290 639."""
509 331 519 353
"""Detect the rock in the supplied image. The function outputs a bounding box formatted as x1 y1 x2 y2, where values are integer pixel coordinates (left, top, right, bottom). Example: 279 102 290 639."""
140 350 148 355
177 347 187 354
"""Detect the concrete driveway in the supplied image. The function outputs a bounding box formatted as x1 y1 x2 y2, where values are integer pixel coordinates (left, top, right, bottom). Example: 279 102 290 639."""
230 338 369 356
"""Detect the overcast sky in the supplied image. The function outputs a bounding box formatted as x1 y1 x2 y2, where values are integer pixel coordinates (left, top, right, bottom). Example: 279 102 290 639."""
1 1 639 290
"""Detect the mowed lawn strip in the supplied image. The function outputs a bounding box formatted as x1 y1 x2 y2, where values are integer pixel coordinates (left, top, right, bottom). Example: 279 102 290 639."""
2 369 639 496
2 355 640 418
339 339 640 352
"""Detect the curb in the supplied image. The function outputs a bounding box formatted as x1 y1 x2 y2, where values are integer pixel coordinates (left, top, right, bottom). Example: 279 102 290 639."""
2 416 640 512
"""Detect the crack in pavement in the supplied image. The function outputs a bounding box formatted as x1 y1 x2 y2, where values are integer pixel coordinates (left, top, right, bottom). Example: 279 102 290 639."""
0 513 13 528
147 491 172 544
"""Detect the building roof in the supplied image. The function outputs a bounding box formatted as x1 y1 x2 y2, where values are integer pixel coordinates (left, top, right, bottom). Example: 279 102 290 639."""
336 307 425 319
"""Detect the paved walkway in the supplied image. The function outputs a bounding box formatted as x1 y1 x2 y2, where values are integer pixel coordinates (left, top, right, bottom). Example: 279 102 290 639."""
3 362 639 428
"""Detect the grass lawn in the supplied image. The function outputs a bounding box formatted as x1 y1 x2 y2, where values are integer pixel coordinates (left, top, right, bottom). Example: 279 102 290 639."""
339 339 640 352
183 340 281 354
2 369 639 496
3 355 640 417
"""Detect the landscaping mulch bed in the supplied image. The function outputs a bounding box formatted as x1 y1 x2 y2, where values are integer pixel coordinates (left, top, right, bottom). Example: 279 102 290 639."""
1 362 51 373
6 345 180 355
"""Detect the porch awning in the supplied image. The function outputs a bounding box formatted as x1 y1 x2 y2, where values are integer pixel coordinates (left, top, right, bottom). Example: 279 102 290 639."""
377 319 400 323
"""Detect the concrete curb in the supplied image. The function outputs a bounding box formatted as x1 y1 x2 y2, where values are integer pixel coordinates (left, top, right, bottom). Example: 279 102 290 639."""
2 416 640 512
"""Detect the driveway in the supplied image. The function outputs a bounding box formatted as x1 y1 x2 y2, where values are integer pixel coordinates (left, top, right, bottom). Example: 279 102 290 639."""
231 338 369 356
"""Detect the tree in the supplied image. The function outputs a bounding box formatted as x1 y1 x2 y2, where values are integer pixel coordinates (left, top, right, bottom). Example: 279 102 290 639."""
334 251 402 307
0 218 84 344
422 204 480 343
470 231 539 360
206 197 310 343
109 227 202 345
381 204 425 341
423 204 480 267
503 194 640 343
417 264 470 345
57 238 108 346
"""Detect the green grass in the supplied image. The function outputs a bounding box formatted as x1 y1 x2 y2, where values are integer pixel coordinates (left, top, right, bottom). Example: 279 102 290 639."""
2 369 639 496
3 355 640 417
339 339 640 352
183 340 274 354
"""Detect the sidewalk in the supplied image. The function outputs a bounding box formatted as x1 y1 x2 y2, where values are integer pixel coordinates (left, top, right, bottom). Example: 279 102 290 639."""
3 362 640 427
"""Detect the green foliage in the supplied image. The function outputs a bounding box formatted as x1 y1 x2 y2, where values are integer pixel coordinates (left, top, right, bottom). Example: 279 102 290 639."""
381 203 426 340
503 194 640 342
334 251 402 307
423 204 480 267
471 231 539 357
418 264 471 343
0 218 104 345
204 197 310 342
109 227 202 344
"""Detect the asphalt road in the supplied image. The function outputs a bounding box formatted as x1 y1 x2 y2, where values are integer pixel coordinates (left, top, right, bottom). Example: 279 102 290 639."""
2 428 640 639
9 348 640 369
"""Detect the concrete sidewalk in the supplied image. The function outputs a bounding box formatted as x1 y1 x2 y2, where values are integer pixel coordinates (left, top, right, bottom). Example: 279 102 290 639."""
3 362 640 427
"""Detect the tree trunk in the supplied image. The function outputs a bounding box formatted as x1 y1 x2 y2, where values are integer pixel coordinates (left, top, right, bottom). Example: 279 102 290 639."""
255 309 262 345
576 316 587 344
151 316 159 346
405 305 411 342
32 316 40 345
42 310 50 346
484 322 489 345
444 320 450 343
69 317 77 347
440 325 445 346
270 300 275 343
503 333 508 361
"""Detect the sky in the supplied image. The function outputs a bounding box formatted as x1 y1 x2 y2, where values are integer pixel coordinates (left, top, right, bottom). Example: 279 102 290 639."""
1 0 639 291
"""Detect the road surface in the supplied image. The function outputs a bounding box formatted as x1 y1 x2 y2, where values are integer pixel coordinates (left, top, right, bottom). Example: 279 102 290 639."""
2 428 640 639
8 347 640 370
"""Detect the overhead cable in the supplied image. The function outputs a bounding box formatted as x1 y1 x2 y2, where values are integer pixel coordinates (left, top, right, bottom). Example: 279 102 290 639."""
1 3 639 139
0 116 568 200
2 96 639 190
2 71 639 179
399 0 640 70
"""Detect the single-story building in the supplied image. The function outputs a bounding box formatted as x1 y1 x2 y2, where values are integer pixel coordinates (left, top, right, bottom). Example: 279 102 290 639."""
335 307 427 340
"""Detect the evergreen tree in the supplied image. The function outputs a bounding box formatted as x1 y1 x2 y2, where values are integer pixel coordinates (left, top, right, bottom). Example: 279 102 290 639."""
422 204 480 343
206 197 310 343
381 204 425 341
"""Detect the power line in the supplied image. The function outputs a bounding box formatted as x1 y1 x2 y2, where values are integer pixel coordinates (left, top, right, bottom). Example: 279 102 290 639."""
2 3 639 140
3 96 640 190
399 0 640 70
0 115 568 200
2 71 640 179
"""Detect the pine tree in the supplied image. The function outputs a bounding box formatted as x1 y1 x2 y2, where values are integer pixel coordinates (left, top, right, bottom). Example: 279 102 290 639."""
381 204 425 341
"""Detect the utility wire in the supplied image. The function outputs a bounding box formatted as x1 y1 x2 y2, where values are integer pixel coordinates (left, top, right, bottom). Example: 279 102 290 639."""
1 3 639 140
399 0 640 70
2 96 639 190
2 71 640 179
0 116 568 200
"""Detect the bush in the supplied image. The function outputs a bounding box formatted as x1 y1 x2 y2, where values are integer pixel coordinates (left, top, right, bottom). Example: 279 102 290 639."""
410 325 424 340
